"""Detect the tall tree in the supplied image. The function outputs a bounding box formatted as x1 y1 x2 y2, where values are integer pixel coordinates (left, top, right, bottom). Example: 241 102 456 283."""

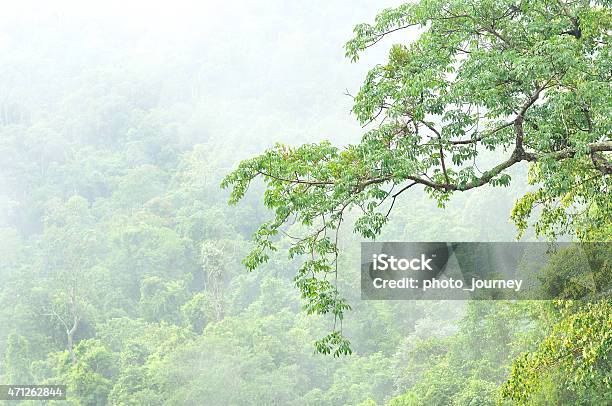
41 196 98 363
223 0 611 355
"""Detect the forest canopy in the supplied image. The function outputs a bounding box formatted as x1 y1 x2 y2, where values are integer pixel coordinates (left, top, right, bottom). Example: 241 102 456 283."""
0 0 610 405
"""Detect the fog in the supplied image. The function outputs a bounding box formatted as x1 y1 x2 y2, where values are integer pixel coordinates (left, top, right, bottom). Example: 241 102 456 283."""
0 1 550 405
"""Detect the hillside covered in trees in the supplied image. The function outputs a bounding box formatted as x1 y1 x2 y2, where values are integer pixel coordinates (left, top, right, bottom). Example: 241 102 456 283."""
0 1 609 405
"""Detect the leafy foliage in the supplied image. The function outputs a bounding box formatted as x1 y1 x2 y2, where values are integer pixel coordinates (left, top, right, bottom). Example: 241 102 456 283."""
223 0 611 352
502 300 612 404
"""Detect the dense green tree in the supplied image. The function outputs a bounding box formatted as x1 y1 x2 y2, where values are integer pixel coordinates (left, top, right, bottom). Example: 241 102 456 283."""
3 333 34 383
223 0 610 357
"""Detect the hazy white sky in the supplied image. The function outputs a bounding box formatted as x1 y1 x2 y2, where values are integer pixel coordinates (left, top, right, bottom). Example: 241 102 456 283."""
1 0 407 147
1 1 402 39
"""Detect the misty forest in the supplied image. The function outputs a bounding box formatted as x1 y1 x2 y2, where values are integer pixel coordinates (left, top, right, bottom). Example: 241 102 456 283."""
0 1 610 405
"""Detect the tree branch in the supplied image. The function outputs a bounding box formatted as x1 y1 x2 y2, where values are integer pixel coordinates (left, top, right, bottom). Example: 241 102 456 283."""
385 181 418 217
